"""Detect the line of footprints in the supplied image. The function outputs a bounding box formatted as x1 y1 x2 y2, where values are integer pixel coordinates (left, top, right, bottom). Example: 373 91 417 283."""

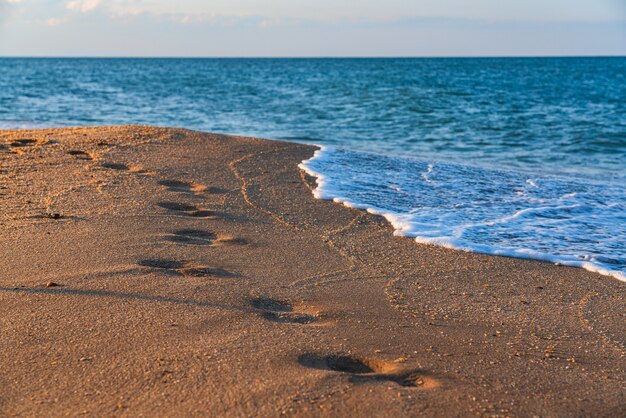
101 160 442 391
7 142 440 390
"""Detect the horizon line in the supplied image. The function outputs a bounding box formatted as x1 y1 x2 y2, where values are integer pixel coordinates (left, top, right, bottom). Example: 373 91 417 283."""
1 54 625 59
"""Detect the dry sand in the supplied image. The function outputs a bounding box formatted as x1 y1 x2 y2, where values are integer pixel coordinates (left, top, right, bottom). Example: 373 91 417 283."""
0 126 624 417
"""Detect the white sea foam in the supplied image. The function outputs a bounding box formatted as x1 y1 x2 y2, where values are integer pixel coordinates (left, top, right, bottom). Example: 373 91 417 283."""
300 145 626 282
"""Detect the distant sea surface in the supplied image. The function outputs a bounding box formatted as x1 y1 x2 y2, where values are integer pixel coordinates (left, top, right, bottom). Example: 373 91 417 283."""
1 57 625 280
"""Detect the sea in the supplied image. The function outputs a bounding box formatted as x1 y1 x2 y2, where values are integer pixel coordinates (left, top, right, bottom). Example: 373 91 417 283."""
1 57 624 281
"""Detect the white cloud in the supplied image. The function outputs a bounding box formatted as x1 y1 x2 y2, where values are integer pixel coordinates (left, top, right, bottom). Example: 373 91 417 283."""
43 17 68 26
259 17 281 29
66 0 101 13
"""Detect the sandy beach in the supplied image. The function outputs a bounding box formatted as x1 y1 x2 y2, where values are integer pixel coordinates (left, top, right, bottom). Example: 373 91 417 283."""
0 126 624 417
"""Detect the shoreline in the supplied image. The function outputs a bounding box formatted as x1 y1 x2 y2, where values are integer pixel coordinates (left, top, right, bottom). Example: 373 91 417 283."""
1 126 624 416
300 146 626 283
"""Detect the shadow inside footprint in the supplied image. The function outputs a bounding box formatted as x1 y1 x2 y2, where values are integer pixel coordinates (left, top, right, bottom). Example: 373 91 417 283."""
101 162 129 171
138 259 185 270
251 297 316 324
138 259 238 279
299 354 374 374
10 139 37 147
157 202 198 212
158 179 208 195
298 354 438 388
349 371 426 387
263 311 315 324
165 229 216 246
251 297 292 312
67 150 92 160
158 179 192 190
188 210 215 218
181 267 237 278
156 202 216 218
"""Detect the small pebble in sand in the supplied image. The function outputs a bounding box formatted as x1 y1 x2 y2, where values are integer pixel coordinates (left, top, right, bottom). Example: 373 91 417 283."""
45 212 63 220
46 281 59 288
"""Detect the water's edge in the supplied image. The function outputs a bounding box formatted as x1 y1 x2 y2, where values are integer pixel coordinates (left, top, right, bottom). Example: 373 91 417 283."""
299 146 626 283
3 124 624 283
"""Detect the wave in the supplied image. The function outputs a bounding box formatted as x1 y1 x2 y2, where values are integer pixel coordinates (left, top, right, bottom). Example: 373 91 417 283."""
300 146 626 282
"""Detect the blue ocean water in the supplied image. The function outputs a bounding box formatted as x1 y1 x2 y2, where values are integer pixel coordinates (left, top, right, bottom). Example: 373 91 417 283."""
1 58 625 280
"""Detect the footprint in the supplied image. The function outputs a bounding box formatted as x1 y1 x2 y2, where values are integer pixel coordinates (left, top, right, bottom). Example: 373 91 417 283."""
297 354 441 388
137 259 236 278
164 229 217 246
101 162 129 171
67 150 93 160
158 179 209 195
156 201 216 218
162 229 246 247
101 162 154 175
10 138 37 147
250 297 316 324
138 259 185 270
181 266 236 278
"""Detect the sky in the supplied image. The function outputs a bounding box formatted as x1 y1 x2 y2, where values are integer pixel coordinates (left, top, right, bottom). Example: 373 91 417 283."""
0 0 625 57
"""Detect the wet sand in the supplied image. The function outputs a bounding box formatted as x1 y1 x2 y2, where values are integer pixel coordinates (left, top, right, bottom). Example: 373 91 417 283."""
0 126 624 417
